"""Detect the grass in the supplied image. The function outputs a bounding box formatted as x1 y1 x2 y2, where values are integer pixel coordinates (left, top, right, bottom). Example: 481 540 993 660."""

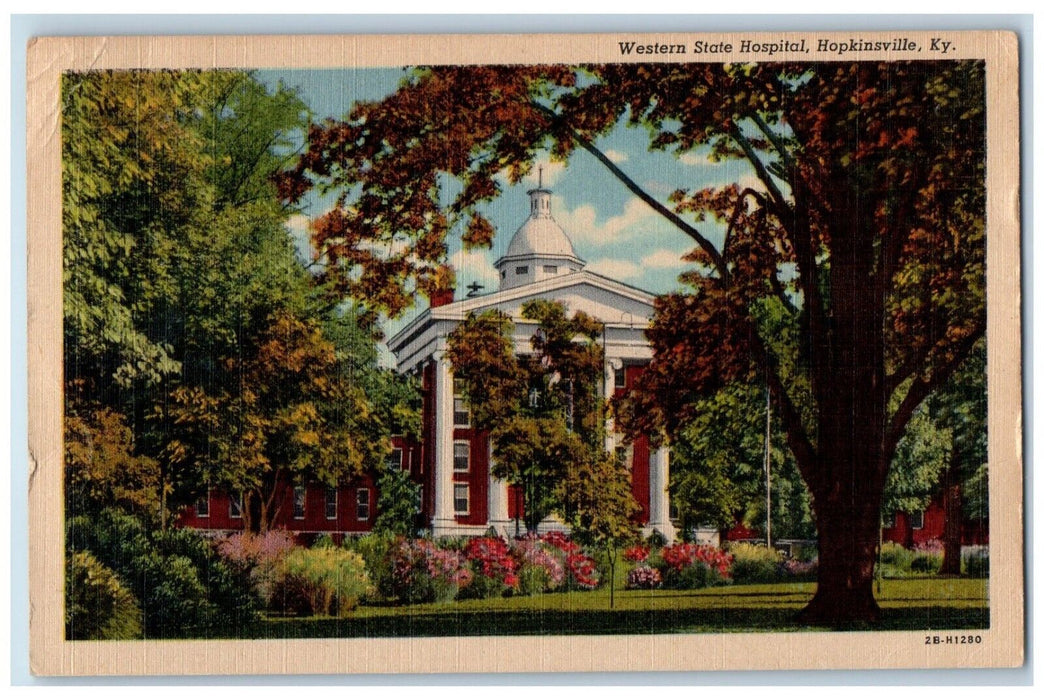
249 577 988 639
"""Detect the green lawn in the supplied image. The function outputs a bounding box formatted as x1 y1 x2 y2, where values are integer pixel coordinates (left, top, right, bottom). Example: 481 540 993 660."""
251 577 988 638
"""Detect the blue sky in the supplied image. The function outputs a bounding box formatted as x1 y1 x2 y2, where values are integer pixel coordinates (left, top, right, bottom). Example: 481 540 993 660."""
255 68 758 358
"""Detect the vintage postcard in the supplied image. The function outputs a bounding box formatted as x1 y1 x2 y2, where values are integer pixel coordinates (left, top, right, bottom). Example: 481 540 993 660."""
26 31 1022 675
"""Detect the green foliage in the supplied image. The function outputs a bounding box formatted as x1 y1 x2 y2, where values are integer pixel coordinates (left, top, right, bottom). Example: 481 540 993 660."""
346 532 398 600
373 468 421 537
885 405 950 516
448 300 610 533
877 542 942 578
64 402 161 522
491 415 586 532
67 509 259 638
65 550 143 640
963 548 989 578
557 455 641 556
516 563 553 596
273 547 374 616
446 310 525 429
663 562 728 590
727 543 784 584
667 381 814 539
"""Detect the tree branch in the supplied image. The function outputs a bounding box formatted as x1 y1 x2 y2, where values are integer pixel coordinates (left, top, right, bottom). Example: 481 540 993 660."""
882 324 986 477
748 330 819 490
531 102 728 279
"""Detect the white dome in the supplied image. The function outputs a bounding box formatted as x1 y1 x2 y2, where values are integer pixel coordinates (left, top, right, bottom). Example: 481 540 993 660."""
494 187 586 291
505 213 580 260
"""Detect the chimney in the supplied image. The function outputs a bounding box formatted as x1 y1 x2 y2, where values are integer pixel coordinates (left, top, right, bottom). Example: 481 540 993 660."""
430 287 455 308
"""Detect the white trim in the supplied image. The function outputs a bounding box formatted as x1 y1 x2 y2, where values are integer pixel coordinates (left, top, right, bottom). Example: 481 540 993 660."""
356 487 371 521
453 439 471 473
453 482 470 516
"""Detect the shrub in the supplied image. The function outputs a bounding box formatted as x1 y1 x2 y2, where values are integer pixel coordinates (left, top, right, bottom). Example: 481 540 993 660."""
65 550 142 640
658 543 732 589
347 532 398 600
373 468 421 537
67 510 259 638
388 539 473 603
626 565 662 590
964 548 989 577
910 553 941 574
910 540 943 574
541 532 600 590
511 537 565 595
781 557 818 580
215 531 295 607
273 547 374 616
623 545 650 563
878 542 916 578
728 543 783 584
461 537 518 598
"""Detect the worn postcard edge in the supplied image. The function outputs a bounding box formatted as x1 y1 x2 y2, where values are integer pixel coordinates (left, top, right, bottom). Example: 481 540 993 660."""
26 31 1024 676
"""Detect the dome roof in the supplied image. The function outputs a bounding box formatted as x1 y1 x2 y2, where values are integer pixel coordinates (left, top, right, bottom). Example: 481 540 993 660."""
500 189 582 263
505 214 579 260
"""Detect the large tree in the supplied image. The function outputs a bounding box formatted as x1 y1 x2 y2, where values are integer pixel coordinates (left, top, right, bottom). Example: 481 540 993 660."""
280 62 986 623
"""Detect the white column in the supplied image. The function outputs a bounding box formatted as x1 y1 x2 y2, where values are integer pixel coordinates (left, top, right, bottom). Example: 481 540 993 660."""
604 358 623 454
487 442 511 536
647 445 677 542
432 353 456 535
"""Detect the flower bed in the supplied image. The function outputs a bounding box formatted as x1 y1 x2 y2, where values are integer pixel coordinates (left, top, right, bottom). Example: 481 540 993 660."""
461 536 518 598
389 538 473 603
657 543 733 589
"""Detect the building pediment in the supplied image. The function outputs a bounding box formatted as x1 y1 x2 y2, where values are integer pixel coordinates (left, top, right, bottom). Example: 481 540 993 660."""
387 271 658 373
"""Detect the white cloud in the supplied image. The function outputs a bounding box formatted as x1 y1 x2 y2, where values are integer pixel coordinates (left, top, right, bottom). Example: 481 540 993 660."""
450 247 500 291
553 195 659 246
603 149 629 164
641 248 687 269
679 151 709 167
586 258 641 280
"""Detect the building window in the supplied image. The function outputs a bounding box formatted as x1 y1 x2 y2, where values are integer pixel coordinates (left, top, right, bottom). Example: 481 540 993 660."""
387 447 404 471
454 483 469 515
356 488 370 521
229 493 242 519
910 510 924 530
542 265 558 274
454 440 470 473
453 378 470 426
325 488 338 520
453 397 470 427
614 365 626 389
515 265 529 275
501 270 506 279
293 486 306 519
195 491 209 518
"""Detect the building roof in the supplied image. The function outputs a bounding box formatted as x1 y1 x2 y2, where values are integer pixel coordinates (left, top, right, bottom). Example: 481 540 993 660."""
387 270 657 373
494 188 584 273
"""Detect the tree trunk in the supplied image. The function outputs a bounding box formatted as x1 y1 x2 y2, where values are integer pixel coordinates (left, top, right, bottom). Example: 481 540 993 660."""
797 498 882 625
939 446 963 575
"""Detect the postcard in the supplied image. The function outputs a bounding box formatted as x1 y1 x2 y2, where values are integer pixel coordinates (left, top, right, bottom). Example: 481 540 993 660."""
26 30 1022 675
